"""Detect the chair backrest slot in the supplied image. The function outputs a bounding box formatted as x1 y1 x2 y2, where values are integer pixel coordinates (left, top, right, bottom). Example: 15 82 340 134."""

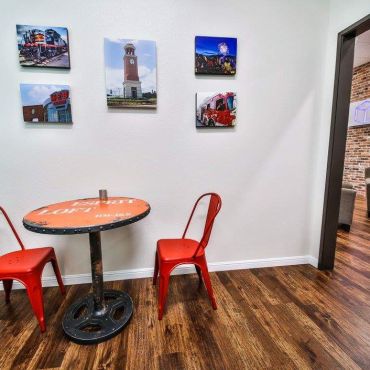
182 193 222 258
0 206 26 250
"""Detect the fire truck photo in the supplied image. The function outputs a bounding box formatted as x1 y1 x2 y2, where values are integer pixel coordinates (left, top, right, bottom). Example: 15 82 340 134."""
196 92 236 127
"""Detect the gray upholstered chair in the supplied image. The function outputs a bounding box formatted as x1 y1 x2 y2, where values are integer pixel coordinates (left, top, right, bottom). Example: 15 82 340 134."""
366 167 370 218
338 183 357 232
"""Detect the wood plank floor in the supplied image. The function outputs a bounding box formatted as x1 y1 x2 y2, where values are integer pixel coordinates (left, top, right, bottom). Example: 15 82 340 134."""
0 197 369 369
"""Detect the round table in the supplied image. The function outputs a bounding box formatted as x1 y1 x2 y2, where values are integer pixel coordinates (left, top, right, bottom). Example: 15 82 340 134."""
23 196 150 344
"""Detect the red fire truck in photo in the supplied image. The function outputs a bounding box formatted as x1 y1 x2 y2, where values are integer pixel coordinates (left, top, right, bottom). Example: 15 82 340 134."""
197 92 236 127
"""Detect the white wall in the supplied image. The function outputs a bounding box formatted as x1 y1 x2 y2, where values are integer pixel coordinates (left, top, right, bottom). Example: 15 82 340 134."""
309 0 370 259
0 0 330 281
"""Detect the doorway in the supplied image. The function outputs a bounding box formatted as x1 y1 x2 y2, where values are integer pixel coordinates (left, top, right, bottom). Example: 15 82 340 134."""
319 14 370 270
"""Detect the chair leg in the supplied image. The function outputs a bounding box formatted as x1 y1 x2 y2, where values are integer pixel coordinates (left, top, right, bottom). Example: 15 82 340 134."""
3 280 13 304
24 275 46 332
195 265 202 284
50 256 66 295
342 224 351 232
153 251 159 286
158 272 170 320
199 260 217 310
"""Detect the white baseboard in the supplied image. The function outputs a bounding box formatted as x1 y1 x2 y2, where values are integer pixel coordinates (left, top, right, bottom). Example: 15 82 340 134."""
2 255 317 290
307 255 319 268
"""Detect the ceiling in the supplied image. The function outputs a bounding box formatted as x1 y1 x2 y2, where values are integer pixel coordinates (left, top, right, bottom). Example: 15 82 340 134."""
354 29 370 67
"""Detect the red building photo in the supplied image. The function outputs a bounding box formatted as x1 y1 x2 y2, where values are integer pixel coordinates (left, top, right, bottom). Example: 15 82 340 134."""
20 84 72 123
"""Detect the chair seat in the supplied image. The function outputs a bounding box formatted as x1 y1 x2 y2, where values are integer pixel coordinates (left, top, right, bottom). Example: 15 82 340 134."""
0 247 54 275
157 238 204 262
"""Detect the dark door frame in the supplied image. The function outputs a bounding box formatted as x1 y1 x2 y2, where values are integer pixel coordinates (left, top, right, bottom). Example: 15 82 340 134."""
318 14 370 270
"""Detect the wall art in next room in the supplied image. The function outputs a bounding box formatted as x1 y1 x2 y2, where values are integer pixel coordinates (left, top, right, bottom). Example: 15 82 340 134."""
348 99 370 127
16 25 70 69
20 84 72 123
195 36 237 75
196 92 237 128
104 38 157 109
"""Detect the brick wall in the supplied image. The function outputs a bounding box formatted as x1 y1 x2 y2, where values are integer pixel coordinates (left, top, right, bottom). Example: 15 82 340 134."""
343 62 370 195
22 105 44 122
350 62 370 102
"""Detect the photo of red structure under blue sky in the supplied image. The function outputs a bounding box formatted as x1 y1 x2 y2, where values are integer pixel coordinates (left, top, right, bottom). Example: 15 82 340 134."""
20 84 72 123
104 38 157 108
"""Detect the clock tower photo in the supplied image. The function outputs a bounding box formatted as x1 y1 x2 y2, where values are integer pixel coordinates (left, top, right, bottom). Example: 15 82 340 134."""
122 43 142 99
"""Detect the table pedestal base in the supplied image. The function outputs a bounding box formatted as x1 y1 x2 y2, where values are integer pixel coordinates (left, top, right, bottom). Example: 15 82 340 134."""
62 289 133 344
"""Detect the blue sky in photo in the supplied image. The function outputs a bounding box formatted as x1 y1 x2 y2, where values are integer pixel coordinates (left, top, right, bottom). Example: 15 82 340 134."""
20 84 70 106
195 36 237 56
104 39 156 70
104 38 157 92
16 25 68 44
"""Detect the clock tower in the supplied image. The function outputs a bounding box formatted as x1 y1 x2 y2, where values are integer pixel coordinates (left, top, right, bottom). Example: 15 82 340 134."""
122 43 142 99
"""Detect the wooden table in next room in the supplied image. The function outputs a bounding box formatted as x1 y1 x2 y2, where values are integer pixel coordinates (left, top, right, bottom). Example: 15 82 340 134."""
23 196 150 344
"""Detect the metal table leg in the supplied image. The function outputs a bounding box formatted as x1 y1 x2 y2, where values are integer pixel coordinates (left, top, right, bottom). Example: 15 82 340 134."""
62 231 133 344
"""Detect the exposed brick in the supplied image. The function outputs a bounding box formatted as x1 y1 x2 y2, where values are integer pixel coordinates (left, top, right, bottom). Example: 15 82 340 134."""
344 62 370 196
350 61 370 102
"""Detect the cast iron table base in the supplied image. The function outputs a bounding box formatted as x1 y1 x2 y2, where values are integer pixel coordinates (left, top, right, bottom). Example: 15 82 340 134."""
62 289 133 344
62 231 133 344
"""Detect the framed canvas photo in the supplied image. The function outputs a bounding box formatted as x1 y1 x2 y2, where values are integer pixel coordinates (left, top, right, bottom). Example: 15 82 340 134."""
20 84 72 123
195 36 237 75
104 38 157 108
348 99 370 127
16 25 70 69
196 92 237 128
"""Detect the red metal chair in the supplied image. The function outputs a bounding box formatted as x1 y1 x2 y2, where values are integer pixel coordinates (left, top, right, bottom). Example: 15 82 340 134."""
153 193 222 320
0 206 65 332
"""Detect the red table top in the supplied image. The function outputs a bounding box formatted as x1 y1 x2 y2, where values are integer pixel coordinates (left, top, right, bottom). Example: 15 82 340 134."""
23 197 150 234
